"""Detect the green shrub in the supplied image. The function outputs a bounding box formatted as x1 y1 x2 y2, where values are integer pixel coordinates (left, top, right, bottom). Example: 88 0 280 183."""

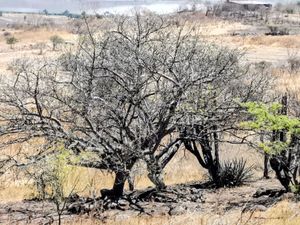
290 184 300 195
50 35 64 51
6 36 18 49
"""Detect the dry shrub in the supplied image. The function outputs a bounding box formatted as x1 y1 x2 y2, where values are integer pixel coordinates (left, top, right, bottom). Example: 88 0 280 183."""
208 158 253 188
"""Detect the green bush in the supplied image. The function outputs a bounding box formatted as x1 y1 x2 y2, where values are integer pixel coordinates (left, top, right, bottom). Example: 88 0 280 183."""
6 36 18 49
50 35 64 51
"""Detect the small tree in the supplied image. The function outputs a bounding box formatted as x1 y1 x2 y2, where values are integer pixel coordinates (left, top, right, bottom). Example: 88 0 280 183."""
50 149 79 225
43 9 49 15
81 11 87 19
50 35 64 51
28 145 79 224
6 36 18 49
36 42 47 55
241 98 300 192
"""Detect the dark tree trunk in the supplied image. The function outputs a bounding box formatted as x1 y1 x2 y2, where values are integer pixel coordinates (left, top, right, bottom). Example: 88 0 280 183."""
260 132 270 179
148 172 166 190
112 171 127 197
201 130 221 187
270 156 291 191
101 171 128 199
263 152 270 179
147 156 166 191
213 128 220 172
183 133 221 187
269 131 291 191
208 163 221 187
269 94 291 191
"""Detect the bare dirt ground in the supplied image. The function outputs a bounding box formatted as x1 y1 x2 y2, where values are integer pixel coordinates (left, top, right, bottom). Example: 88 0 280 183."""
0 178 296 225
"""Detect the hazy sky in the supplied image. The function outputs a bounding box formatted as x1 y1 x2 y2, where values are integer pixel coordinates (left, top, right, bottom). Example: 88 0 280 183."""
0 0 298 14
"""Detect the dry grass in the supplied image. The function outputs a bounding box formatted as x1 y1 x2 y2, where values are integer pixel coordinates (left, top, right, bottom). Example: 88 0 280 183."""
61 200 300 225
191 19 254 37
272 68 300 94
0 140 260 203
261 201 300 225
0 148 204 202
0 28 73 43
0 29 74 73
227 35 300 49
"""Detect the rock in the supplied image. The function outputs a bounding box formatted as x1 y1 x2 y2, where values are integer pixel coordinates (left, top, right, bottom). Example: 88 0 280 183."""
67 203 82 214
243 199 274 213
68 193 80 202
83 203 92 212
253 188 285 198
118 199 129 207
191 188 199 194
169 205 186 216
190 196 199 202
117 199 130 210
281 192 295 200
110 202 118 209
251 205 267 212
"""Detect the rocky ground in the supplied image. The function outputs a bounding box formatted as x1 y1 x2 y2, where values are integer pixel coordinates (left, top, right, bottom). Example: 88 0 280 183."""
0 178 296 225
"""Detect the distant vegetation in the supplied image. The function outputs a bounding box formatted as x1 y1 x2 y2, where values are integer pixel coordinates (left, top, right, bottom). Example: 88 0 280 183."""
50 35 64 51
6 36 18 49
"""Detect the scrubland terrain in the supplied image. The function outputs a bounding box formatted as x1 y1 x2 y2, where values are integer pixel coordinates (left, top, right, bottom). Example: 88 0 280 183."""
0 7 300 225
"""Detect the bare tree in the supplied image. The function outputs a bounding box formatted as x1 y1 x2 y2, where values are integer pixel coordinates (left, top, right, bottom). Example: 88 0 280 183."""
179 59 272 187
0 13 272 198
35 42 47 55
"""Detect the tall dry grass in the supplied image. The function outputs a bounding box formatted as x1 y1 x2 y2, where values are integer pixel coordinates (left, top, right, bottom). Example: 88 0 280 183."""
0 139 263 203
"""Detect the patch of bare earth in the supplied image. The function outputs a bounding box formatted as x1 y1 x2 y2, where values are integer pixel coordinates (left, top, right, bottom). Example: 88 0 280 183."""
0 178 295 225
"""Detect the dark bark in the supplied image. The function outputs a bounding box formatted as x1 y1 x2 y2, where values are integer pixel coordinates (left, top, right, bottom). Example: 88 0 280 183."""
263 152 270 179
260 132 270 179
269 156 290 191
148 172 166 190
269 131 291 191
101 171 128 199
183 128 221 187
213 130 220 172
112 171 127 197
147 156 166 191
269 94 291 191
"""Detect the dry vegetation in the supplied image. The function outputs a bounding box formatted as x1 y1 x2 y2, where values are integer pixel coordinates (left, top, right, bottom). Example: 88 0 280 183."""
64 200 300 225
0 5 300 224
